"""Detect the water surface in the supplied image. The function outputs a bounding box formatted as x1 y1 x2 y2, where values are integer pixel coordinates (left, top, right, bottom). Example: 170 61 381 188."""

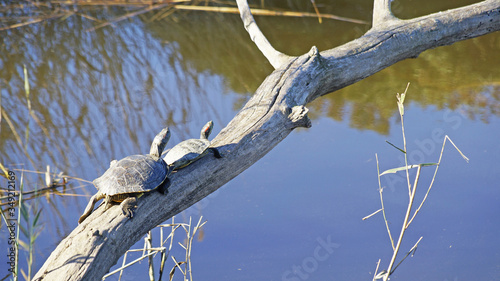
0 1 499 280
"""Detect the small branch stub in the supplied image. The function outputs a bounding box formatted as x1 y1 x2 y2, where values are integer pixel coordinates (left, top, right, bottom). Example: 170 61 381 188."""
372 0 398 27
308 46 319 58
287 105 312 129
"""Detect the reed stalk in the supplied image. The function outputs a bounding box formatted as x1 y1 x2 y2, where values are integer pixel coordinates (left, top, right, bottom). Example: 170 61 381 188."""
366 84 469 280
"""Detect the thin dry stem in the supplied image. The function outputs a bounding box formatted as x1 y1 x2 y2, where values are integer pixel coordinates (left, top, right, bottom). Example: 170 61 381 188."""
103 251 159 279
118 252 127 280
407 135 469 226
372 259 381 281
376 154 395 250
309 0 322 23
102 217 199 280
383 165 421 281
170 256 186 276
362 208 382 220
175 5 367 24
390 236 423 274
146 231 155 281
398 83 412 197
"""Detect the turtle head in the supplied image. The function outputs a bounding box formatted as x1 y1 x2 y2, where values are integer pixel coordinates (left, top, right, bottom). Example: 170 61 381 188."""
200 120 214 140
150 127 171 157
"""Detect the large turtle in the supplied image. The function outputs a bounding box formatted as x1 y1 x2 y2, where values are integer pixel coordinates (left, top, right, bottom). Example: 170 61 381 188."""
78 127 172 224
163 120 221 170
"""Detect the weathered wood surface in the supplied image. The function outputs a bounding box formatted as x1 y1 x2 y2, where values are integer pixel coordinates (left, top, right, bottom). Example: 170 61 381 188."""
34 0 500 280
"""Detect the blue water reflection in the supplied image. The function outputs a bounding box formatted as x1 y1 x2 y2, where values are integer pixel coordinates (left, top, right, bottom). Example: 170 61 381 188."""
192 108 499 280
0 2 499 280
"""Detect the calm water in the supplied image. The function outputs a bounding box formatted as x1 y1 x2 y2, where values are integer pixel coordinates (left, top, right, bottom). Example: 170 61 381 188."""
1 1 499 280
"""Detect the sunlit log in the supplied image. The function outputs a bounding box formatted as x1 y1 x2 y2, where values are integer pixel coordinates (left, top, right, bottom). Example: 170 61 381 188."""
34 1 500 280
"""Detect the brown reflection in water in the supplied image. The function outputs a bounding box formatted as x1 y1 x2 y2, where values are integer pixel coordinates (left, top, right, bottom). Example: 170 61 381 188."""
308 32 500 134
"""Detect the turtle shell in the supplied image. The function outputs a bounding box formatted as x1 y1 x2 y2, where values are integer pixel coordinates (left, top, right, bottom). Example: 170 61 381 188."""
164 138 210 169
93 154 169 195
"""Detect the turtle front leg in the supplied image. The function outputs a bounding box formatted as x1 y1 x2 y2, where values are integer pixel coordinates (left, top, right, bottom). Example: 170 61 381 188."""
120 197 138 218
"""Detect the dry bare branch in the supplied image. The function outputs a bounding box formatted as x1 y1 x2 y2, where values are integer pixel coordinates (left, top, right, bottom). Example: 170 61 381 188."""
33 1 500 280
372 0 397 27
235 0 293 69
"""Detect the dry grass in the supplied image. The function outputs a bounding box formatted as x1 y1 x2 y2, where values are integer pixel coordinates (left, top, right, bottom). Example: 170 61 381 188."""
102 216 206 281
0 0 368 32
365 83 469 280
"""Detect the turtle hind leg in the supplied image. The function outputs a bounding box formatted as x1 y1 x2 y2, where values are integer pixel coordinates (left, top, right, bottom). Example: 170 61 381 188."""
158 179 170 195
158 166 173 194
78 193 103 224
120 197 138 218
209 147 222 158
104 195 113 210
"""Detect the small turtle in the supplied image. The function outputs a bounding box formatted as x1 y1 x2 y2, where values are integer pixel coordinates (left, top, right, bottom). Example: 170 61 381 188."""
78 127 172 224
164 120 222 170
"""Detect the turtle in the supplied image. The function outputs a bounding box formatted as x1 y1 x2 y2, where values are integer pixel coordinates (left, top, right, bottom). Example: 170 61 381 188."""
163 120 222 170
78 127 172 224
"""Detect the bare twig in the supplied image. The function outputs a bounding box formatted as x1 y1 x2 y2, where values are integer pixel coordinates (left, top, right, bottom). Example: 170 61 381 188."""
372 259 381 281
372 0 397 27
118 251 127 280
383 165 421 281
376 154 394 250
374 86 469 280
397 83 412 197
362 208 382 221
103 251 158 279
146 231 155 281
407 135 469 225
101 217 205 280
170 256 186 280
309 0 322 23
390 236 423 274
235 0 293 69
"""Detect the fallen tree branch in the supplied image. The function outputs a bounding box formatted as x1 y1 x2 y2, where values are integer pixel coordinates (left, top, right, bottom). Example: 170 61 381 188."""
33 0 500 280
